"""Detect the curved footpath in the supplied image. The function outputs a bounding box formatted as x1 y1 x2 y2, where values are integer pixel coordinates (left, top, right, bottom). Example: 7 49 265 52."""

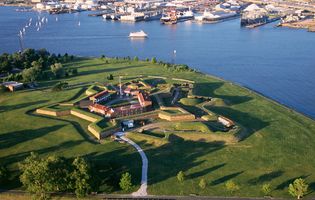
120 136 148 196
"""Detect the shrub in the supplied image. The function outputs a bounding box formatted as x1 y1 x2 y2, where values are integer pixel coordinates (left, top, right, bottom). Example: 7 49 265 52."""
177 171 185 183
52 82 68 91
262 183 271 196
134 56 139 61
107 74 114 80
199 178 207 189
288 178 308 199
225 180 240 194
119 172 132 192
151 57 157 64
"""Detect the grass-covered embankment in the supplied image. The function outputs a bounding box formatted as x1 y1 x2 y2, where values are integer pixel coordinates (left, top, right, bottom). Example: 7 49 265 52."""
0 57 315 198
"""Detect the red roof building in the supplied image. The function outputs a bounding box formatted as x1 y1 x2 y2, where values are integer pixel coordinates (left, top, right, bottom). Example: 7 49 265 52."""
137 92 152 107
88 104 114 117
89 90 116 103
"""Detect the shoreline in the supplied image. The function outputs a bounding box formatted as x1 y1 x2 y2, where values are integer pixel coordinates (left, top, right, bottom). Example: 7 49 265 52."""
202 72 315 122
72 55 315 122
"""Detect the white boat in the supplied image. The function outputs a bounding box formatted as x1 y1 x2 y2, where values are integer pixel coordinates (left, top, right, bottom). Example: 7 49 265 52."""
129 30 148 38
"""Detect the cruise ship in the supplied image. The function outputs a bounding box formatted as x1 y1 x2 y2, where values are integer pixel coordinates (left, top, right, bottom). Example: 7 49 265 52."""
129 30 148 38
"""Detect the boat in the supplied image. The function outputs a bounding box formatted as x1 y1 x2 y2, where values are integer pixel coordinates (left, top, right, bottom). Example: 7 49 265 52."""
129 30 148 38
176 10 194 22
160 10 177 25
144 12 162 21
195 10 239 23
110 14 121 20
120 13 144 22
161 10 194 25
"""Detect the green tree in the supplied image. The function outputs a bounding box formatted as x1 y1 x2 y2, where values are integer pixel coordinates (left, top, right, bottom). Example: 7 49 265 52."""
288 178 308 199
19 152 54 200
50 63 65 78
199 178 207 189
107 74 114 80
22 67 40 82
31 60 42 70
134 56 139 61
71 157 91 197
119 172 132 192
19 153 87 200
0 60 12 74
177 171 185 183
71 68 78 76
262 183 271 196
151 57 157 64
225 180 240 194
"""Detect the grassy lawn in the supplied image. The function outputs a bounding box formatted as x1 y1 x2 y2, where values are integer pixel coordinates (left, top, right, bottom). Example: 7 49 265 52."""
1 57 315 198
161 109 183 115
179 97 203 106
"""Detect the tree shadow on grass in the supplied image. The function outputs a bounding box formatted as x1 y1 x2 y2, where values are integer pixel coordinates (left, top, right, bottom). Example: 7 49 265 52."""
77 64 145 77
187 163 226 180
0 125 65 150
62 86 87 102
211 171 244 186
248 170 284 185
309 182 315 195
275 175 310 190
143 135 226 185
0 100 49 113
86 146 143 192
26 110 99 144
193 82 253 106
205 106 270 141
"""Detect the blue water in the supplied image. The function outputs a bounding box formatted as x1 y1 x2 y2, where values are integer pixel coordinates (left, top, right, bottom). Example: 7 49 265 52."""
1 6 315 119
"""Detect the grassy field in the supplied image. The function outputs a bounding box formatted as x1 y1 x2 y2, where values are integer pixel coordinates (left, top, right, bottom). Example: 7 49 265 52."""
1 57 315 198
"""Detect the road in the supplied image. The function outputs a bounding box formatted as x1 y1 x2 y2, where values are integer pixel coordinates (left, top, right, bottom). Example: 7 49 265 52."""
120 136 148 197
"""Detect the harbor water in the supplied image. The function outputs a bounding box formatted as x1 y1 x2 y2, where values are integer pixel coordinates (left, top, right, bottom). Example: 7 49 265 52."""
1 6 315 119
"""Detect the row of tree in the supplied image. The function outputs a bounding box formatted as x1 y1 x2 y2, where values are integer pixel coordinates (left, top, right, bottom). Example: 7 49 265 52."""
1 49 77 84
100 55 195 73
176 171 309 199
18 152 91 200
0 49 73 74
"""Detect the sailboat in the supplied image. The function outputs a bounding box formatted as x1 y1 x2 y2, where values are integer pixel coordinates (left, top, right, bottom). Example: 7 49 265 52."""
78 21 81 26
55 17 58 22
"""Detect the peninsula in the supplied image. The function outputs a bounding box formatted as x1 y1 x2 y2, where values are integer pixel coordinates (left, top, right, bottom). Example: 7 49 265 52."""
0 50 314 199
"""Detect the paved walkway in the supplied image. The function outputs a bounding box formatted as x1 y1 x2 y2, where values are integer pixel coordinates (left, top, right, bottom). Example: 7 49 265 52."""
120 136 148 197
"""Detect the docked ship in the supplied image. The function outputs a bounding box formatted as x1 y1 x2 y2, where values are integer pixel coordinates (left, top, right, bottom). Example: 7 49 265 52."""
177 10 194 22
120 12 145 22
161 10 194 25
160 10 177 25
240 4 269 27
144 11 162 21
195 10 239 23
129 30 148 38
